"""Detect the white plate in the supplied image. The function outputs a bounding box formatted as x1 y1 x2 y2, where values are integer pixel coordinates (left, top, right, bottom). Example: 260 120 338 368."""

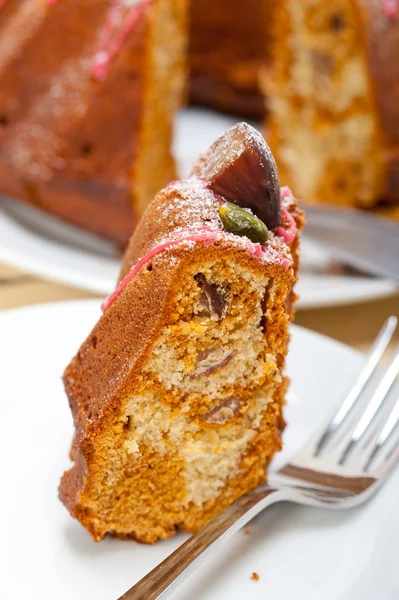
0 108 397 309
1 299 398 600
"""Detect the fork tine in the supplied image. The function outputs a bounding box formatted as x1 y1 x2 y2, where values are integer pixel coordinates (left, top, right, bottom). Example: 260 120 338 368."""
364 396 399 471
314 317 398 455
376 438 399 481
338 344 399 464
344 393 399 471
373 394 399 451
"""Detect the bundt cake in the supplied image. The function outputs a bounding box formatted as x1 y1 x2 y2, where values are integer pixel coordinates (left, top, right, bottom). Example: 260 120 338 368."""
266 0 399 215
59 123 304 542
2 0 399 246
189 0 269 118
0 0 187 247
0 0 272 247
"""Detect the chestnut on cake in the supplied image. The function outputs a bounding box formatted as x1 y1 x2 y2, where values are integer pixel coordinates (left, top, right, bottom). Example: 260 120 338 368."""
60 123 304 543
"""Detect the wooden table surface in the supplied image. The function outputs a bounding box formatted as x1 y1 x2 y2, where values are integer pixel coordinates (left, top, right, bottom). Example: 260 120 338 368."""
1 261 398 354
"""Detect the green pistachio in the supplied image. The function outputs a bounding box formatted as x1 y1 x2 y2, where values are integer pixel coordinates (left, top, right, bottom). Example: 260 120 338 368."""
219 203 269 244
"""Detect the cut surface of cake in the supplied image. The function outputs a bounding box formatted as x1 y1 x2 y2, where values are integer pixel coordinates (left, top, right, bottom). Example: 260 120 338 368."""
0 0 187 246
266 0 399 213
60 123 304 543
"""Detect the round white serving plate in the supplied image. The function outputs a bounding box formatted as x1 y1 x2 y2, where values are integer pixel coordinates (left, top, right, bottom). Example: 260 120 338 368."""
1 300 398 600
0 108 397 308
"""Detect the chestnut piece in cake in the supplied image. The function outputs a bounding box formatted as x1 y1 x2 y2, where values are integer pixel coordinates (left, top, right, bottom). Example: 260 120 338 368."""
267 0 399 212
59 123 304 543
194 122 281 230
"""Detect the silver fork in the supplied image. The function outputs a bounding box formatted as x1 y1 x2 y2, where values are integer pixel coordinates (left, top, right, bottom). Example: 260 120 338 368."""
119 317 399 600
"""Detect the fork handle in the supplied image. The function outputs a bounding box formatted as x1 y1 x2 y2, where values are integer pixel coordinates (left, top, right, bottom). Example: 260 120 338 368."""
119 486 288 600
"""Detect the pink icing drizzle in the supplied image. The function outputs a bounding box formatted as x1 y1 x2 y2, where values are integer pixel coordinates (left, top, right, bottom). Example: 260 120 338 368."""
281 186 292 201
275 207 297 244
92 0 151 82
381 0 398 19
101 225 289 312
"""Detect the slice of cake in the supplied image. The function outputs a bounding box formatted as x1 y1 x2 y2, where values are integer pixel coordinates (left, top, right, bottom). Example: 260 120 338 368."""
59 123 304 543
0 0 187 247
266 1 399 211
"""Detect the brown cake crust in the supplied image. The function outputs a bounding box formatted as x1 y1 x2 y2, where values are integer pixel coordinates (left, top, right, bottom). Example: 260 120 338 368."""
60 176 304 542
189 0 269 118
356 1 399 145
0 0 187 246
355 0 399 202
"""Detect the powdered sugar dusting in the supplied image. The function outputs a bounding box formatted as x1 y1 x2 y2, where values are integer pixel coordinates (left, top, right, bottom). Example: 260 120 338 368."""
158 179 224 232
